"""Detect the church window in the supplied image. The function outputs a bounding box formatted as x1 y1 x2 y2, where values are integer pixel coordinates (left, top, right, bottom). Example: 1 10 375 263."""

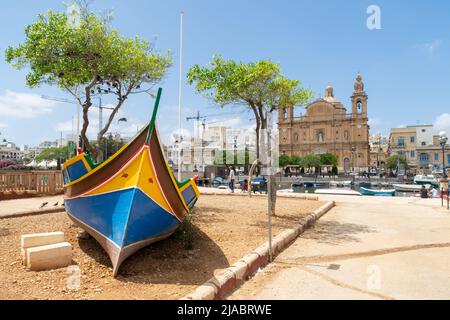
283 109 288 120
294 133 299 142
356 101 362 113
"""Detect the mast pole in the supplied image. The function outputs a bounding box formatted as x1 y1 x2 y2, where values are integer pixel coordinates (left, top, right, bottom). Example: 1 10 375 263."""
177 11 184 182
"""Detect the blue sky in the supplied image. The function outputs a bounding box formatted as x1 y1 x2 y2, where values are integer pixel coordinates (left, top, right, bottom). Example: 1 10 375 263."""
1 0 450 146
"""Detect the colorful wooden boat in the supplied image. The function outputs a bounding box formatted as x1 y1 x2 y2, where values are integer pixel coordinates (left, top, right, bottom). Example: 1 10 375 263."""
62 88 200 276
359 187 395 196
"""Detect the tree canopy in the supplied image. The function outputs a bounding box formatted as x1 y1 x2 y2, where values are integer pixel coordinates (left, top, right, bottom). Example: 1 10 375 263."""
6 3 172 161
386 154 409 171
187 56 313 159
35 147 69 162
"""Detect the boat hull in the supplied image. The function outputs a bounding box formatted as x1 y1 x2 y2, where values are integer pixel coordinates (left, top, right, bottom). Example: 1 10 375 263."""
359 187 395 196
66 187 181 276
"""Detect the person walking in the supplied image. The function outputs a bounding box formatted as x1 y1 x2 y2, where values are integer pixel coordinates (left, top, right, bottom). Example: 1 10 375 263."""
229 167 236 193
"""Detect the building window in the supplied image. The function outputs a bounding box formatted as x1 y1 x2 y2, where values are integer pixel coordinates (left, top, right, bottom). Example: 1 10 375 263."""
419 153 429 165
397 137 405 147
410 136 415 144
448 154 450 165
411 151 415 158
283 109 288 120
294 133 299 142
421 142 426 146
435 153 439 161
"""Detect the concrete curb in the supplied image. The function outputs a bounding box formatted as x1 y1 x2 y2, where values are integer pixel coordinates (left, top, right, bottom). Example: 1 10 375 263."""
181 200 336 300
0 207 66 220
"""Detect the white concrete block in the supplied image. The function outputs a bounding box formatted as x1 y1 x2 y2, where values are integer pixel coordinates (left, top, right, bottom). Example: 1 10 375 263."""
26 242 72 271
21 232 65 264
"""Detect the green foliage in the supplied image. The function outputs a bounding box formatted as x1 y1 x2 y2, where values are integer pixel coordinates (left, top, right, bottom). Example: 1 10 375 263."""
188 56 313 158
35 147 69 162
290 155 302 166
187 56 312 111
279 154 291 168
302 154 321 169
319 153 338 166
5 5 172 159
386 154 409 171
213 149 251 166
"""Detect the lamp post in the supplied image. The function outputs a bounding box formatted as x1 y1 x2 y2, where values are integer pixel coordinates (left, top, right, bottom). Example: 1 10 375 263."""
439 131 448 178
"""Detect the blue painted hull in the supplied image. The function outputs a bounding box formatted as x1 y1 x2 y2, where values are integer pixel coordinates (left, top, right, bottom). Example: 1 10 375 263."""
65 188 181 275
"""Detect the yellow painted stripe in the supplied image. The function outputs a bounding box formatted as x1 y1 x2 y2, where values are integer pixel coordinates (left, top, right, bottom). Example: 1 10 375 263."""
85 147 173 215
136 148 173 214
86 147 141 196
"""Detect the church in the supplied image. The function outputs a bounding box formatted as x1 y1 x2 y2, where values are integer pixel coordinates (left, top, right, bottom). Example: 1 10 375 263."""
278 74 370 172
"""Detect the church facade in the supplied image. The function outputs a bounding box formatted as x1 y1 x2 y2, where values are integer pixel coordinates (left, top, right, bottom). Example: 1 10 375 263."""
278 74 370 172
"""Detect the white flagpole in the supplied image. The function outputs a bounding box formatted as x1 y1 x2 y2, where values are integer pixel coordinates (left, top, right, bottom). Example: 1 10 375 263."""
177 11 184 182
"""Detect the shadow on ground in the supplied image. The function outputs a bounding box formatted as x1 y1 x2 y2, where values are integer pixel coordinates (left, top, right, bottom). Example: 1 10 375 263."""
77 223 229 286
301 220 377 245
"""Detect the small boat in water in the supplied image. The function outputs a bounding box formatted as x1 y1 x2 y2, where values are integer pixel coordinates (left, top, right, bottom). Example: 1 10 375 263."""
359 187 395 196
315 189 362 196
414 175 439 188
393 184 431 192
62 89 200 276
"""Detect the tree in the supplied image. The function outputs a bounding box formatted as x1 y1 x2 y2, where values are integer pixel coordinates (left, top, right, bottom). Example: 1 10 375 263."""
302 154 321 173
279 154 291 168
6 3 172 162
35 147 69 162
386 154 409 172
319 153 338 166
187 56 313 160
290 155 302 166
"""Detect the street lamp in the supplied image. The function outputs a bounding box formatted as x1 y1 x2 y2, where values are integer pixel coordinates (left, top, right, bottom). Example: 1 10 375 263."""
439 131 448 178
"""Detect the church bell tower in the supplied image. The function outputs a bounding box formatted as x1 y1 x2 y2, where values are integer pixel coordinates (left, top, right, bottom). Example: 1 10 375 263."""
351 73 368 117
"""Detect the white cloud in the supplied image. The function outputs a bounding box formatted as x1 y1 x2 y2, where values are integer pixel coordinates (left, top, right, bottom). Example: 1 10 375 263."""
413 39 443 60
0 90 56 118
0 123 8 129
434 113 450 134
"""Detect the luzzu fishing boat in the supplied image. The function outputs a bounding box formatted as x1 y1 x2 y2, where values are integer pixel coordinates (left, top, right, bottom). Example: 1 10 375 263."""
62 88 200 276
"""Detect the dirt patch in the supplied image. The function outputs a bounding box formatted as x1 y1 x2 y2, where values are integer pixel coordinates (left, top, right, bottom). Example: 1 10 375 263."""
0 195 323 300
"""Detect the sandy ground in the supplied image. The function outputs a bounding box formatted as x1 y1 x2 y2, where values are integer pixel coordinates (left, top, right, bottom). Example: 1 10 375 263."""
0 194 323 300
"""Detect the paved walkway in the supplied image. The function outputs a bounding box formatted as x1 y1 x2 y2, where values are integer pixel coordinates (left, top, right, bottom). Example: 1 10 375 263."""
229 195 450 300
0 195 64 218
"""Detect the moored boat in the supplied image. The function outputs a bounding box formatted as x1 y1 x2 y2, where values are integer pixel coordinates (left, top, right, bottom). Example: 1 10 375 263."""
315 189 362 196
359 187 395 196
62 89 200 276
414 175 439 188
393 184 431 192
